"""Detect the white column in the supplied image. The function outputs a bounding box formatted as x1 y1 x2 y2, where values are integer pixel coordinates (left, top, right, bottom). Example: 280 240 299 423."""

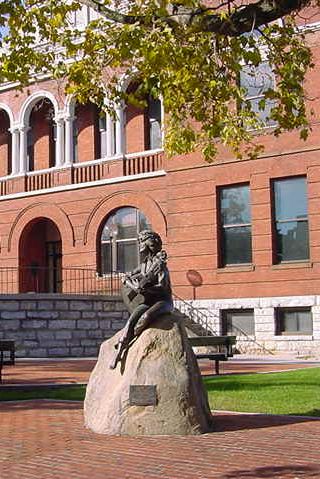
64 116 74 166
106 112 114 157
19 126 29 174
115 104 125 155
10 125 20 175
54 117 65 167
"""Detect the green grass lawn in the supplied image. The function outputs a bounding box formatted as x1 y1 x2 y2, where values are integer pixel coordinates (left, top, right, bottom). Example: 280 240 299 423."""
0 385 86 402
204 367 320 417
1 368 319 417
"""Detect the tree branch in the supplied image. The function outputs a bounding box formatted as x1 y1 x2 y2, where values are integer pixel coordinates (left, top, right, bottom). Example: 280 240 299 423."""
79 0 143 24
194 0 312 35
79 0 312 36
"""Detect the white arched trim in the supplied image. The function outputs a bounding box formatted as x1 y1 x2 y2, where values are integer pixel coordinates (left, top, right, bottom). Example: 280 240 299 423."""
0 102 14 126
118 69 139 94
64 93 77 119
19 90 60 126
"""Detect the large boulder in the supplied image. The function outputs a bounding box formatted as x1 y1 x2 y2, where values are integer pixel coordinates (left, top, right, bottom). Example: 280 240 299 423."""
84 313 214 435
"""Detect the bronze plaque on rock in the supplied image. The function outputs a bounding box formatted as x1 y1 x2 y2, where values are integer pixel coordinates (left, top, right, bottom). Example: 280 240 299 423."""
129 385 157 406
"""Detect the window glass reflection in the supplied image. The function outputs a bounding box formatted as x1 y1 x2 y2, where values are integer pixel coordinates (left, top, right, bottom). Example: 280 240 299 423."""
220 184 252 266
222 309 255 336
240 61 276 127
223 226 252 264
273 177 309 263
221 185 251 225
274 177 308 221
276 308 312 335
100 207 151 273
276 221 309 262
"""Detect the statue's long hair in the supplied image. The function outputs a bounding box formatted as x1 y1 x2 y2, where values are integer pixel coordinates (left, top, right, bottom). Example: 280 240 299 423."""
139 230 162 255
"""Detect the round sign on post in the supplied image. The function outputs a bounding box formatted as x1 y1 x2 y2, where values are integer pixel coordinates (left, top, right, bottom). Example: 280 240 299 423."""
186 270 203 299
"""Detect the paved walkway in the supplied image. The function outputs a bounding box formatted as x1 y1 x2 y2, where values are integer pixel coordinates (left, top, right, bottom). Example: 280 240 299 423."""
1 358 320 479
1 400 319 479
1 357 319 386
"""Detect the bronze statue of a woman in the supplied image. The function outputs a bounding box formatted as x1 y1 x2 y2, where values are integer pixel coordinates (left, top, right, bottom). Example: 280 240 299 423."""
109 230 173 369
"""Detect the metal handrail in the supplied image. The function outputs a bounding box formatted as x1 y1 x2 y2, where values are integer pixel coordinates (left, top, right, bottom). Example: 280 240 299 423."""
227 323 275 355
173 292 274 354
173 293 218 336
0 266 123 296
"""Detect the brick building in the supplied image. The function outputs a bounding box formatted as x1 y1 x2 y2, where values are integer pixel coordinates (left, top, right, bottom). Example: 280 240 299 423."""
1 5 320 355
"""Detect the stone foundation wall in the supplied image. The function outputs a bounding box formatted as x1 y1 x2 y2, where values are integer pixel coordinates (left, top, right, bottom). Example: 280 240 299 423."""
185 295 320 356
0 294 128 358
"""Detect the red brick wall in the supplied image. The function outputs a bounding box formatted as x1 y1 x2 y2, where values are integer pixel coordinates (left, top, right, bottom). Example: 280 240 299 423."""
31 108 52 171
76 103 98 163
125 103 147 154
165 150 320 299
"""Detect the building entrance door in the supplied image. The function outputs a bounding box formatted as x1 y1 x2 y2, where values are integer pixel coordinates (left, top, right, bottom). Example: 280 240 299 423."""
19 218 62 293
46 241 62 293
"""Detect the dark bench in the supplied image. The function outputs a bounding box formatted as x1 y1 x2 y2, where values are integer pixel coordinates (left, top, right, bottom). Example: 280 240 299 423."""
188 336 236 375
0 340 15 383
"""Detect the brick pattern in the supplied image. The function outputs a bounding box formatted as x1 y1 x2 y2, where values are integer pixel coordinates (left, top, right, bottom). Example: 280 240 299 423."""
0 401 319 479
0 294 128 358
76 103 98 163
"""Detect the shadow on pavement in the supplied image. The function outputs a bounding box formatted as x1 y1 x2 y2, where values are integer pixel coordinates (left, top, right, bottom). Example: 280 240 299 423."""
213 412 320 432
0 400 83 411
222 465 320 478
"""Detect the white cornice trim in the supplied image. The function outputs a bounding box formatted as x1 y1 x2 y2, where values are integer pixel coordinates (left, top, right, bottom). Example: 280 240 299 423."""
0 170 166 202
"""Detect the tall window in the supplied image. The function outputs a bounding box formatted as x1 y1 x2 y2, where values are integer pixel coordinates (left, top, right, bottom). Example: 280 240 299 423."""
240 61 276 127
148 96 162 150
222 309 255 336
100 207 151 274
276 308 312 335
219 184 252 266
273 177 309 263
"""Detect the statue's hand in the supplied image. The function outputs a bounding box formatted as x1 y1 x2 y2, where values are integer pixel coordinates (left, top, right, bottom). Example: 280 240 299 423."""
122 272 132 284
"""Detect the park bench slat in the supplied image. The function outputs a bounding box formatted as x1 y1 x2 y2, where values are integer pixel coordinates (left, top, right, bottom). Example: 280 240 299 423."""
188 336 236 375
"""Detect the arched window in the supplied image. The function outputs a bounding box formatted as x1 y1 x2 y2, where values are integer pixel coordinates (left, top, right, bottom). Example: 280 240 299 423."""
100 207 151 274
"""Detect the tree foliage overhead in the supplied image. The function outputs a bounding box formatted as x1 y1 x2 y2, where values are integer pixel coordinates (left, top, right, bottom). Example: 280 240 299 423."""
0 0 318 161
